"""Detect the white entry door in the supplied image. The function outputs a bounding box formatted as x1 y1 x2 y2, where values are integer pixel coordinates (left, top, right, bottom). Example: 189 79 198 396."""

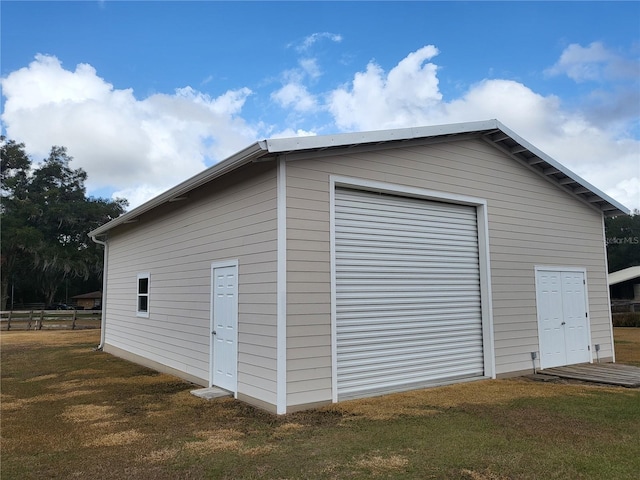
211 263 238 392
536 269 590 369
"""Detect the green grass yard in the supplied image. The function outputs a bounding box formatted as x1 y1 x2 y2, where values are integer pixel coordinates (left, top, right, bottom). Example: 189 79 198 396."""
1 328 639 479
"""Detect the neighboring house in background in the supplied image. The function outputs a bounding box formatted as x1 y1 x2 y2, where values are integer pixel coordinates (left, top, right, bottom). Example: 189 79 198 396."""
71 291 102 310
89 119 629 414
609 266 640 311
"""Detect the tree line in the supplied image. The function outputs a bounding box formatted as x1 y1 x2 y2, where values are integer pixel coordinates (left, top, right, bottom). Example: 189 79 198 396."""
605 211 640 272
1 138 127 310
1 136 638 310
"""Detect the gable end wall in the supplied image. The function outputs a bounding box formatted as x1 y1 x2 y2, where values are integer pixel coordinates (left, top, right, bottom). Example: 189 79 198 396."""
285 138 610 409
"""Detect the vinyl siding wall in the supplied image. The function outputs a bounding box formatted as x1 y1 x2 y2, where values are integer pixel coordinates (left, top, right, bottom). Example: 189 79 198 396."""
104 162 279 406
285 138 610 407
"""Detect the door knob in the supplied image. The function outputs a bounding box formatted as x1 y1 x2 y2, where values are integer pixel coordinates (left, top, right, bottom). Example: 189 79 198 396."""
561 322 566 326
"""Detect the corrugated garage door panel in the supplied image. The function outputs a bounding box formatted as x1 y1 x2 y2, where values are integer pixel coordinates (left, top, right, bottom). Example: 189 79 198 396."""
335 188 484 399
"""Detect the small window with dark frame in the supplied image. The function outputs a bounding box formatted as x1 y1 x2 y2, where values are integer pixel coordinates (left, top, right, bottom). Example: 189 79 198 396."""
137 273 150 317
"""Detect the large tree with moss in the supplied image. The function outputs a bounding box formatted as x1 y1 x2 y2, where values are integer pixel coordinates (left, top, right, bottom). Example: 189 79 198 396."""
1 138 127 309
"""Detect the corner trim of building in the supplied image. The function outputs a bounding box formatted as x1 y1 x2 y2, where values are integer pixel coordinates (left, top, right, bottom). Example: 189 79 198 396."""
276 156 287 414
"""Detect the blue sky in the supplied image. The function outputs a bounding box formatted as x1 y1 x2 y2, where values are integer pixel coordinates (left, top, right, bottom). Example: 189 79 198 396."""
2 1 639 210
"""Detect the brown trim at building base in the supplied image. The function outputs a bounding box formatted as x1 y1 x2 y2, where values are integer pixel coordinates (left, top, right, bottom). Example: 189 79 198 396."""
286 399 332 414
236 393 278 414
103 343 208 387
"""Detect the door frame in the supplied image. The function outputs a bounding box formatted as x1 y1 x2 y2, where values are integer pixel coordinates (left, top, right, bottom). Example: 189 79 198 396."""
534 265 592 370
210 259 239 395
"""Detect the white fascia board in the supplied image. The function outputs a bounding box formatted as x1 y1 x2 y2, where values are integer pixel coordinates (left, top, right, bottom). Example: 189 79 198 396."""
88 141 269 237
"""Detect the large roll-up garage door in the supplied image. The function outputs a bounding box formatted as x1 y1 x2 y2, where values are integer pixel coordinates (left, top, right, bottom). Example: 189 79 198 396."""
335 188 484 400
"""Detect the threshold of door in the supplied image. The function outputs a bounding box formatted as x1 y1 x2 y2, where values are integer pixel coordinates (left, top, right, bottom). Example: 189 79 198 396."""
190 386 233 400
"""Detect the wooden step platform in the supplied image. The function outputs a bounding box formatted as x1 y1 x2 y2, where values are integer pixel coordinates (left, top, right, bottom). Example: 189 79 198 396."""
541 363 640 388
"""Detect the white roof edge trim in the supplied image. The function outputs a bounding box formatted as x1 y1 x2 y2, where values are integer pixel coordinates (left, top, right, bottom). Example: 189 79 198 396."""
88 141 269 237
265 119 500 153
491 120 630 215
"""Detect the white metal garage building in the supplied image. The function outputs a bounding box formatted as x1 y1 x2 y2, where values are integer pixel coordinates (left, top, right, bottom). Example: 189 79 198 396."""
89 120 628 414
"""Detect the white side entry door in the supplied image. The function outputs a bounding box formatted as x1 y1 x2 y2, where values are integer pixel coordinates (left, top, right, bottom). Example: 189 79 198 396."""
536 268 591 369
211 263 238 392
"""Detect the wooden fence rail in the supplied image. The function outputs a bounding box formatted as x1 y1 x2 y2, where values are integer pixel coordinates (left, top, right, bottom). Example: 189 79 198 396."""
0 310 101 331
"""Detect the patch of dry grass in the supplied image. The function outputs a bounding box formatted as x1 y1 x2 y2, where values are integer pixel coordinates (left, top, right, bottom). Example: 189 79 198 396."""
24 373 59 382
241 444 279 456
61 404 117 423
323 377 621 421
615 327 640 365
461 468 511 480
141 447 181 464
184 429 244 453
272 422 307 438
1 389 98 411
0 329 100 347
87 429 146 447
355 453 409 475
51 373 176 392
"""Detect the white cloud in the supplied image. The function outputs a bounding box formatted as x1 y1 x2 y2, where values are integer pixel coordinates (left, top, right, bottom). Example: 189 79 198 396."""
299 58 322 80
545 42 613 82
328 45 441 130
271 58 322 115
271 83 317 112
269 128 317 139
1 55 257 209
545 41 640 83
2 46 638 213
295 32 343 52
323 46 639 211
